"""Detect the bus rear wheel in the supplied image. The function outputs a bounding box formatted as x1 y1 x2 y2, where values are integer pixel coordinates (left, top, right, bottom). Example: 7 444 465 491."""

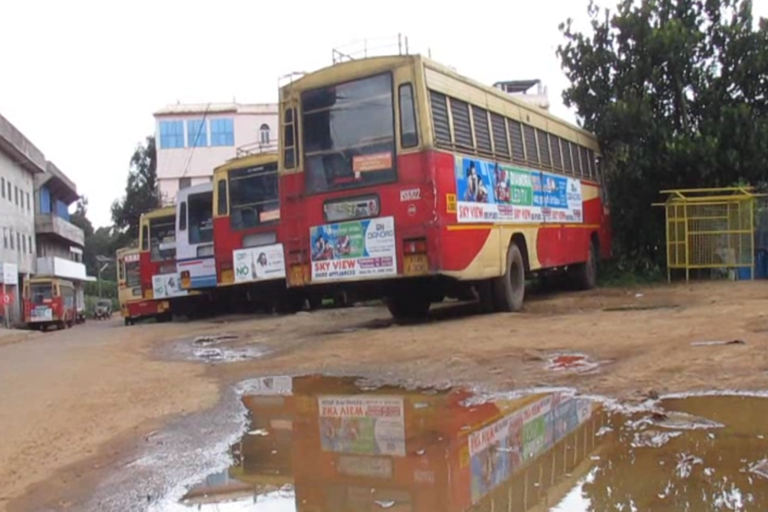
386 293 431 321
569 241 597 290
492 241 526 312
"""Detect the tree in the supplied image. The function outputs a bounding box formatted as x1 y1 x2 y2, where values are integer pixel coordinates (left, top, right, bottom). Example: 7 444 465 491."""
557 0 768 270
70 195 130 275
111 135 160 240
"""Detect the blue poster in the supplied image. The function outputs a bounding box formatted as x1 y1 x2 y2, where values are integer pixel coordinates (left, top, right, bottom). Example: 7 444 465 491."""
532 173 569 208
470 439 511 503
456 158 497 204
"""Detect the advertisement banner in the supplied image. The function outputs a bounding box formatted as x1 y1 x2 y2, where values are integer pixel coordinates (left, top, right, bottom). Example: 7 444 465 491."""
310 216 397 281
318 395 405 456
233 243 286 284
152 273 187 299
454 156 583 224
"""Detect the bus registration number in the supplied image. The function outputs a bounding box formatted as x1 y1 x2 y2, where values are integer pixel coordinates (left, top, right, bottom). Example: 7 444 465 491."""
404 254 429 276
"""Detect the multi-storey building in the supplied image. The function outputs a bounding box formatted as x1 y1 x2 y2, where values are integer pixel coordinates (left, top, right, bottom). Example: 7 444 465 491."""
154 102 278 204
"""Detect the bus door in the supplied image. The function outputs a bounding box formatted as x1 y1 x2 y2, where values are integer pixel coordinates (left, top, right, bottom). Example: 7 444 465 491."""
177 185 216 290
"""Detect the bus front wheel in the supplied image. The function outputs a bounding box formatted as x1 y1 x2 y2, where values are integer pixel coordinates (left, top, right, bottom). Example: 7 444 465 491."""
492 242 526 312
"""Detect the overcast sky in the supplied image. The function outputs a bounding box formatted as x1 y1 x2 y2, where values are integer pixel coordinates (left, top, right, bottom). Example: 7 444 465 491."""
1 0 766 227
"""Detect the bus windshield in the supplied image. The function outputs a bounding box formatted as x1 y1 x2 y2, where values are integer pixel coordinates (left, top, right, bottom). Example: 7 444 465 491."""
189 192 214 244
150 217 176 262
30 283 53 304
229 163 279 230
125 260 141 288
302 72 396 194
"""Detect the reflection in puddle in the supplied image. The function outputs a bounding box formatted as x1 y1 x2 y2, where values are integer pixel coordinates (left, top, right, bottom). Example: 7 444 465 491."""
155 377 768 512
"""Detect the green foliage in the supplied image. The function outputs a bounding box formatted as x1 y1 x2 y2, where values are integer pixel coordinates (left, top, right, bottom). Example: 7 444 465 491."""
84 279 117 300
70 195 132 276
111 136 160 240
558 0 768 270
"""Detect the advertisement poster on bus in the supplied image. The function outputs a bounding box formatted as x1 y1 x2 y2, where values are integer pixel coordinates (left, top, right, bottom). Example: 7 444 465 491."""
152 273 187 299
310 216 397 281
318 395 405 456
233 243 286 284
454 156 583 224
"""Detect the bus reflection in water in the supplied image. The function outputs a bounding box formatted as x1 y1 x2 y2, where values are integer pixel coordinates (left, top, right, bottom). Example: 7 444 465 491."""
177 376 605 511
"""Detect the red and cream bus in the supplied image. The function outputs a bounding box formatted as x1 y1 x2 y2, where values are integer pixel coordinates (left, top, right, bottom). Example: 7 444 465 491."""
117 246 170 325
212 151 297 310
23 277 77 330
279 53 611 319
139 206 182 302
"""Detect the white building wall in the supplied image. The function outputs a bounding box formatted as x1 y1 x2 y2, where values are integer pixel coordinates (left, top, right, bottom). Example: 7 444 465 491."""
155 103 278 205
0 150 37 275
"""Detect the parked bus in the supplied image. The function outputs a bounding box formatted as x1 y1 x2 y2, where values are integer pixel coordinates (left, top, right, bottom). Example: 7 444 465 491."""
117 246 171 325
176 182 217 292
212 151 292 308
139 206 183 301
278 53 611 319
23 277 77 330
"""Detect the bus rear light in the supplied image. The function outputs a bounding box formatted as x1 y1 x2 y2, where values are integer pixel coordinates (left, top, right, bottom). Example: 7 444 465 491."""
404 238 428 255
288 251 303 265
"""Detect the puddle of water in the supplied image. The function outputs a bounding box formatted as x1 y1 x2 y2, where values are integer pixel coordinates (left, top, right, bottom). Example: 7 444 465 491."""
151 376 768 512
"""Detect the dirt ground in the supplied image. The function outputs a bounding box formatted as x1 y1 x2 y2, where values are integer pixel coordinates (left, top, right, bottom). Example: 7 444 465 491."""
2 280 768 511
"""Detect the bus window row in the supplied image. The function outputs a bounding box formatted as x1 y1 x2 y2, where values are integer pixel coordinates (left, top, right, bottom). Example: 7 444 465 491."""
429 90 601 182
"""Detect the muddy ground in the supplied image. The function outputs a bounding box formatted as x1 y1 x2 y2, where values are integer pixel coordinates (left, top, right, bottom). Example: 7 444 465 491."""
1 280 768 511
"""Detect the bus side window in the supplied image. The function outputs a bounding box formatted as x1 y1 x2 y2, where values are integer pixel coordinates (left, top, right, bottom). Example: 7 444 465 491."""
141 225 149 251
179 202 187 231
398 83 418 149
217 179 228 216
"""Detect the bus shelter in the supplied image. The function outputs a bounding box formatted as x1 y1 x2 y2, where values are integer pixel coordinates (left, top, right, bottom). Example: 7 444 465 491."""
657 187 760 282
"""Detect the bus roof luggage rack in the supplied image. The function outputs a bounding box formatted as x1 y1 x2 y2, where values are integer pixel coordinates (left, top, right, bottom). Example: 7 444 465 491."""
332 34 411 64
235 142 279 158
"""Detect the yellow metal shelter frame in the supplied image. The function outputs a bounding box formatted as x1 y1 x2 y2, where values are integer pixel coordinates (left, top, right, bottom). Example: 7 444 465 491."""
657 187 760 282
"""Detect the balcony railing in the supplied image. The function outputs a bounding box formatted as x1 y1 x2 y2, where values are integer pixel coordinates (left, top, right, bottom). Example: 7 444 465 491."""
34 213 84 247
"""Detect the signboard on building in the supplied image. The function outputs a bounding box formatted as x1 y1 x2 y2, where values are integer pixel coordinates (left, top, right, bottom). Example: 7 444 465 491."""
0 263 18 285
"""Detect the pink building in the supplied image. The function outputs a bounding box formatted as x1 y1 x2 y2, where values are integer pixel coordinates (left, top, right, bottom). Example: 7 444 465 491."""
154 102 278 204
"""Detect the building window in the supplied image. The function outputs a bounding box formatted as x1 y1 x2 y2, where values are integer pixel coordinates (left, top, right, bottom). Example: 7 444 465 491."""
210 118 234 146
1 178 4 199
159 120 185 149
179 177 191 190
26 192 30 212
259 123 270 145
9 230 14 250
187 119 208 148
40 186 52 214
3 228 6 249
6 181 10 201
22 234 26 254
16 232 20 253
14 186 18 206
28 235 32 254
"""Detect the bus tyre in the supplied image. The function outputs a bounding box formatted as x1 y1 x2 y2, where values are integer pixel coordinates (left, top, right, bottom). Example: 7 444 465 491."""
570 241 597 290
386 294 431 321
492 242 526 312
